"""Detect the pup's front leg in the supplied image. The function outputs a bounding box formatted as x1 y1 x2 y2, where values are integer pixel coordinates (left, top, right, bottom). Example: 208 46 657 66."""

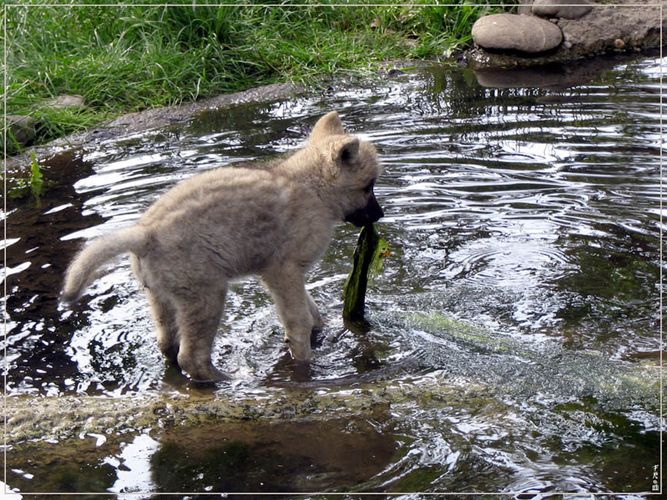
262 265 314 363
307 292 324 332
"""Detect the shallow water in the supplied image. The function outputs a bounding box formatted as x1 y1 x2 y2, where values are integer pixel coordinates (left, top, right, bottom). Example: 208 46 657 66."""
4 54 664 497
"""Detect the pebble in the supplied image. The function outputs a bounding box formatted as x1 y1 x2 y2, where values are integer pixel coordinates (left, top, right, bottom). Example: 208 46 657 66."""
46 94 86 109
532 0 594 20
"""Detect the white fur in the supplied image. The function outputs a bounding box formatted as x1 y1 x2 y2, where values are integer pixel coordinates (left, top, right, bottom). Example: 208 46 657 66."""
62 112 382 382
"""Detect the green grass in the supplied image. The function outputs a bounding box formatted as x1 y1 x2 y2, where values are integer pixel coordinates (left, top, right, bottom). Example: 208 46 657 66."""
4 0 498 152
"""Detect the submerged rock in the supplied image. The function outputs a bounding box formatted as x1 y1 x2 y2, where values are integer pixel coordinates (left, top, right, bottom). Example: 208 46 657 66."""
532 0 594 20
5 378 490 445
472 13 563 54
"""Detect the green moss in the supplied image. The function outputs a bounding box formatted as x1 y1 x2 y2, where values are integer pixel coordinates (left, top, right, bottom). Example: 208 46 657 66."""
6 151 47 202
392 466 442 492
29 151 44 197
408 310 510 352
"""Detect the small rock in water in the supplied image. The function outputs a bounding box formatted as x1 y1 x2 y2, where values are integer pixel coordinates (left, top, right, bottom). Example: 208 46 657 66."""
472 14 563 54
532 0 594 20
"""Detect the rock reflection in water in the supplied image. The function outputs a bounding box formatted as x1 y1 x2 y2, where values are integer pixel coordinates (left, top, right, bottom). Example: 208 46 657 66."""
8 419 399 496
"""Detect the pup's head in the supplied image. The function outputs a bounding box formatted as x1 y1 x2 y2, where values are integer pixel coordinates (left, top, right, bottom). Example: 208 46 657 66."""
309 111 384 227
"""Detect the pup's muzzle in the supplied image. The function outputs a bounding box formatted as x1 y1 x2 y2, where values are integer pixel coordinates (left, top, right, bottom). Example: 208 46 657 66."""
344 194 384 228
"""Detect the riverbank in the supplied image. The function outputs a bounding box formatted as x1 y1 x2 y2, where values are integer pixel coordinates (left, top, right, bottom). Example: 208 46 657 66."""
5 1 494 153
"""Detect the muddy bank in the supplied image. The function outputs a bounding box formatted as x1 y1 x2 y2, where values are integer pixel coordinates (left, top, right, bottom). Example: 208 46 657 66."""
467 0 666 69
6 373 490 445
5 82 303 172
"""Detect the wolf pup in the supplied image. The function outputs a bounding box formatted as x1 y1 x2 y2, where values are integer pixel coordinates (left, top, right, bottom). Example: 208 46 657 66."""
62 111 384 382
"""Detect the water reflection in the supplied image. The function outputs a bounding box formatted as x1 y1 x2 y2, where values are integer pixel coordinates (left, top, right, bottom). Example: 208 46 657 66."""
8 419 399 495
4 150 107 395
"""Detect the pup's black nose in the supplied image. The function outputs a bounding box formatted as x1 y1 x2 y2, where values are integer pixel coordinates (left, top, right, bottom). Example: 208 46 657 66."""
344 194 384 227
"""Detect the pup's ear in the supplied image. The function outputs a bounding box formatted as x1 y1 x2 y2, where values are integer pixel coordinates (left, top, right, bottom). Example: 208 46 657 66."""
332 137 359 165
310 111 345 142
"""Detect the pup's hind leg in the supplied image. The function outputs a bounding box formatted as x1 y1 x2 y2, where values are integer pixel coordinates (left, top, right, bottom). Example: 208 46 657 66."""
146 290 179 364
132 256 180 364
262 265 313 362
174 288 227 382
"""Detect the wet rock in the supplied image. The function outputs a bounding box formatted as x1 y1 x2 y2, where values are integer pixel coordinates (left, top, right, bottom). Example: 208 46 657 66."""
108 82 302 133
7 115 37 148
532 0 594 20
6 378 485 444
467 0 665 69
46 94 85 109
472 14 563 54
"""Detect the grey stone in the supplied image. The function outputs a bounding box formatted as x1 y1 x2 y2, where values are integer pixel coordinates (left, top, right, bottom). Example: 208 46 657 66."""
7 115 37 148
472 14 563 54
47 94 85 109
532 0 594 20
467 0 666 70
517 0 534 16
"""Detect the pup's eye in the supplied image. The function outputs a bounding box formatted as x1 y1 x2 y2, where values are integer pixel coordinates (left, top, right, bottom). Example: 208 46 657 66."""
363 181 375 194
341 147 354 163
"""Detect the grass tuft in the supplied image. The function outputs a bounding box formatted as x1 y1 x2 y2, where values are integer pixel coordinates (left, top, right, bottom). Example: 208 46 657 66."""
5 1 499 150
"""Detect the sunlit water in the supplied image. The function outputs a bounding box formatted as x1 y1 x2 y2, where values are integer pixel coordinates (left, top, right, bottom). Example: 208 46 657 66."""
4 54 663 496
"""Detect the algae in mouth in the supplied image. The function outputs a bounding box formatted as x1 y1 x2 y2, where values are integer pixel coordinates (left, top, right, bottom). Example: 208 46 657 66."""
342 223 389 326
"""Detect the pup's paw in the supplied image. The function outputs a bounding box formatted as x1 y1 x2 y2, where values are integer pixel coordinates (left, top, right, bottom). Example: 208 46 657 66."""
180 359 227 383
286 337 313 363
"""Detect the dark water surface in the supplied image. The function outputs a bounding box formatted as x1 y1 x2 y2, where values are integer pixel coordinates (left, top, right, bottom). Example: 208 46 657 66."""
4 55 663 497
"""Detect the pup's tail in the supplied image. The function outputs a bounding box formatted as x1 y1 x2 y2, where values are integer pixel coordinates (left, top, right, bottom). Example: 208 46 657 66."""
62 225 148 303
